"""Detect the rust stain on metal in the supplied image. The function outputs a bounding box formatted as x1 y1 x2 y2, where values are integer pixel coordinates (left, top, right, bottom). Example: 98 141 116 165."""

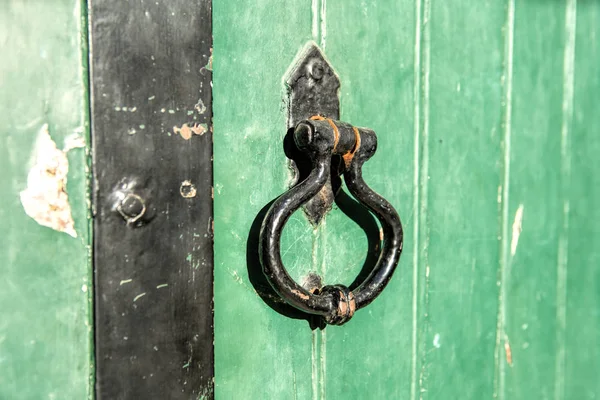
291 289 310 300
173 123 208 140
20 124 82 237
310 116 339 151
348 291 356 317
338 298 348 315
342 126 362 169
335 290 356 321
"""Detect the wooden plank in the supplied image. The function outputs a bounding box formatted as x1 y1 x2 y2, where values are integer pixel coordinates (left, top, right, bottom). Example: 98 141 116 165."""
212 2 317 399
323 1 416 398
89 0 214 398
501 2 566 399
564 3 600 398
417 1 506 398
0 1 93 399
213 1 600 399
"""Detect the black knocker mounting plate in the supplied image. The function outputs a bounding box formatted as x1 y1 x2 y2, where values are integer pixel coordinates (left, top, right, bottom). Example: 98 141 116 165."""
285 43 341 225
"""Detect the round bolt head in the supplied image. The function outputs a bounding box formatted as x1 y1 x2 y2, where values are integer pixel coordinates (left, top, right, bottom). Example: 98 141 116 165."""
309 60 324 80
117 193 146 225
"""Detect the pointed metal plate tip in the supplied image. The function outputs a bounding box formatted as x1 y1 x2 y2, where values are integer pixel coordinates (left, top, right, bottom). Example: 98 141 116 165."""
284 42 341 225
286 42 340 129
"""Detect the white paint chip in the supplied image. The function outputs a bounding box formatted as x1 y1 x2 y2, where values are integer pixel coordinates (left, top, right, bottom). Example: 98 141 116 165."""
510 204 524 256
194 98 206 114
20 124 80 237
133 292 146 302
433 333 441 348
63 133 86 152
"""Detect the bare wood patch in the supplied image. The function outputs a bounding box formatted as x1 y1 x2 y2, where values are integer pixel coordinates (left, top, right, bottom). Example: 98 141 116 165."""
20 124 83 237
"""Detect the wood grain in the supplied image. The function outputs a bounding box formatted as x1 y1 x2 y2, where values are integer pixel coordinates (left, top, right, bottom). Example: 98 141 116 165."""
212 1 600 399
0 1 93 398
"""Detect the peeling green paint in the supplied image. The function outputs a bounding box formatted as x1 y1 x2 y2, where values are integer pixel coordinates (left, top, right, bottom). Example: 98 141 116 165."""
0 0 93 399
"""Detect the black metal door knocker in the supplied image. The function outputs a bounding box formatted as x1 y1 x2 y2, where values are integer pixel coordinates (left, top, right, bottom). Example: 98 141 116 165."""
257 43 403 326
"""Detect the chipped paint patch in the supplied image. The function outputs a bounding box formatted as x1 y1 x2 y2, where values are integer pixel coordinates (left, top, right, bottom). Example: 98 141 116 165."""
229 269 243 284
291 289 310 301
20 124 83 237
433 333 441 348
197 380 214 400
173 123 208 140
63 133 86 151
204 47 213 71
195 98 206 114
504 338 513 366
180 180 197 198
510 204 524 256
133 292 146 302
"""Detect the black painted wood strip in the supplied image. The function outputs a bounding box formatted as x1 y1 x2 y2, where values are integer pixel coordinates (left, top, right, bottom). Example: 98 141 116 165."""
89 1 213 398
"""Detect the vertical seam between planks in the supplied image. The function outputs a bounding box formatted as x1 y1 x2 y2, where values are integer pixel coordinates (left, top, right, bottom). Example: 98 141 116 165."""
310 2 320 398
311 225 325 400
320 0 327 50
81 0 96 398
320 328 326 400
555 1 576 399
417 1 431 398
311 329 319 400
312 0 320 42
410 0 422 398
310 3 327 397
319 4 327 398
494 0 515 399
319 222 327 400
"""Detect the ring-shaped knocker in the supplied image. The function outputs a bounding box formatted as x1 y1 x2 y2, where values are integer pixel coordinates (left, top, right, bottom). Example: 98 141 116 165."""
259 117 403 325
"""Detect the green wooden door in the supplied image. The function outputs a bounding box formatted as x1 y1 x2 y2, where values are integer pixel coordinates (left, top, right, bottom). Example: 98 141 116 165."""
212 1 600 399
2 1 600 399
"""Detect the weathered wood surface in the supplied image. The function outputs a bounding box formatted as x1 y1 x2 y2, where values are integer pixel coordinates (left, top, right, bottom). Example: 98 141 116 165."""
213 1 600 399
1 1 598 399
0 1 93 399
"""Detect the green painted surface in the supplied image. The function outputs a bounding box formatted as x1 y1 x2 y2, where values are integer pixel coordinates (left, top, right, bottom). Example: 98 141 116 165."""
211 1 600 399
2 1 598 398
0 1 93 399
417 2 505 399
502 2 567 399
323 1 415 398
213 2 315 399
564 5 600 400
